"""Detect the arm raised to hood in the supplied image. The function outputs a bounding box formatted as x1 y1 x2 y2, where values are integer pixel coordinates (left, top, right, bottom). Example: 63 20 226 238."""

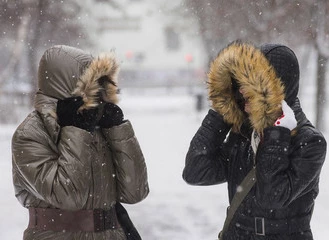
255 125 326 209
183 109 231 185
102 120 149 204
12 115 94 210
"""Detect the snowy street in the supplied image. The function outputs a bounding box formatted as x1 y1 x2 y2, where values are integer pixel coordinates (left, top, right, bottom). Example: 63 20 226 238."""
1 90 328 240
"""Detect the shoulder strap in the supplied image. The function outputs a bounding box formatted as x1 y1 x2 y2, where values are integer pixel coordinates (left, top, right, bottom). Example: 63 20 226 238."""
218 167 256 239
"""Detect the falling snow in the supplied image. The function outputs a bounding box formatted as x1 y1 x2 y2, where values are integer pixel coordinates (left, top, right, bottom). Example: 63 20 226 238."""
1 90 328 240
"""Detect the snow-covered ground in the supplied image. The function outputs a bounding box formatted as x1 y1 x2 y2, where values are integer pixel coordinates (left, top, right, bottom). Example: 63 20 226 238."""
1 89 328 240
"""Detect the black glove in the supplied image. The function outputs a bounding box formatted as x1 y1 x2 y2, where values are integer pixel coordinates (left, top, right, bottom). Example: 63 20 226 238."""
98 102 124 128
57 96 98 132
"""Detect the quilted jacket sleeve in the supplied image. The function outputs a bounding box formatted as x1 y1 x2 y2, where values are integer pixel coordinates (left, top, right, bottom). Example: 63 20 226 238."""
12 116 95 210
255 126 326 209
102 120 149 204
183 109 231 185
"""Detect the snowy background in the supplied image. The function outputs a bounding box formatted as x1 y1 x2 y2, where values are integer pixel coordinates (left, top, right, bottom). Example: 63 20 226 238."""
1 86 328 240
1 1 329 239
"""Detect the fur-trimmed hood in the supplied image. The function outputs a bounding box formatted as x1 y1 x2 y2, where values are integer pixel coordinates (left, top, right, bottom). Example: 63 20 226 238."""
37 45 119 110
208 42 285 134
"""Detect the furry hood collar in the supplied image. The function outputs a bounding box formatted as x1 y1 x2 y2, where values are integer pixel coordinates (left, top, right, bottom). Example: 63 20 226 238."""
72 53 119 110
37 45 119 111
208 42 285 134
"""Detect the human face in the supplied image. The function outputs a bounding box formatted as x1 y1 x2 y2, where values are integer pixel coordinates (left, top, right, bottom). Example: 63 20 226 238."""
232 79 246 113
239 88 250 114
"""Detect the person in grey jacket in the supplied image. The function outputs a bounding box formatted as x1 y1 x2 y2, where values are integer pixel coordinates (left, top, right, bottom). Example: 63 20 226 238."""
12 45 149 240
183 41 326 240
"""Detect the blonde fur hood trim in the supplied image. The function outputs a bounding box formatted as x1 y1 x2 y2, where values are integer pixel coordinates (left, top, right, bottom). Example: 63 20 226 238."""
208 42 285 134
72 53 119 111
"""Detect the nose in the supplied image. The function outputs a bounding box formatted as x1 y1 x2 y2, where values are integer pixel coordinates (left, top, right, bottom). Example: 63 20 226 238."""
234 87 244 102
233 88 245 112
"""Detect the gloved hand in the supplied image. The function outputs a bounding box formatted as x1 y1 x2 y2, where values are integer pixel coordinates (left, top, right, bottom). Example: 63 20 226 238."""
57 96 98 132
274 100 297 131
98 102 124 128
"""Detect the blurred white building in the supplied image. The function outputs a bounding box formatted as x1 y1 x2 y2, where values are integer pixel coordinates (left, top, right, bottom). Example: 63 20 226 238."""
92 0 207 90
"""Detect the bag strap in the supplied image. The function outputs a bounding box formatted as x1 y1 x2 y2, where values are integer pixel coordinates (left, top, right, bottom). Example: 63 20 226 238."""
115 202 142 240
218 167 256 239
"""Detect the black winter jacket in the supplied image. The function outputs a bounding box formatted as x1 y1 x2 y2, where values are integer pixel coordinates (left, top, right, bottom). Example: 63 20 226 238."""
183 103 326 239
183 42 326 240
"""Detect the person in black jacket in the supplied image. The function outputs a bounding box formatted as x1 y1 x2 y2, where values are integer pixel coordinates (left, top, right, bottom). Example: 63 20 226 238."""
183 41 327 240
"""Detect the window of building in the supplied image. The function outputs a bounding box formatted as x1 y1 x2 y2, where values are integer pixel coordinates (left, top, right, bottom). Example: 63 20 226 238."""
165 27 180 51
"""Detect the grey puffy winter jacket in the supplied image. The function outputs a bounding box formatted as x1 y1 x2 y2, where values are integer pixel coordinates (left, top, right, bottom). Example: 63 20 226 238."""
12 45 149 240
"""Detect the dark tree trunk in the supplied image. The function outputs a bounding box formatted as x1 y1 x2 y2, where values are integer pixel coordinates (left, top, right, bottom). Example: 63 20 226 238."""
315 52 327 131
26 0 48 106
